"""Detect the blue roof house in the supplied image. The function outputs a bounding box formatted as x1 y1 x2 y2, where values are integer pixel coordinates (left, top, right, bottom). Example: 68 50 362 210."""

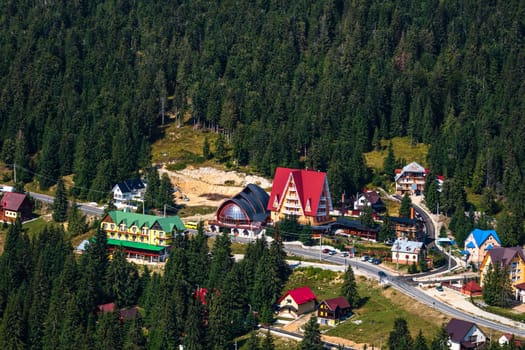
463 229 501 267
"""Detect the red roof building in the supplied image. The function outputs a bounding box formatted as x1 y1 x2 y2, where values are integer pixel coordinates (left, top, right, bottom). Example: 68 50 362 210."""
277 286 317 318
268 168 333 226
318 296 352 326
0 192 33 223
461 281 482 297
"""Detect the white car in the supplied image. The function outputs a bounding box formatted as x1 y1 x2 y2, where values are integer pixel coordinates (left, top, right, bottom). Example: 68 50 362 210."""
340 252 349 257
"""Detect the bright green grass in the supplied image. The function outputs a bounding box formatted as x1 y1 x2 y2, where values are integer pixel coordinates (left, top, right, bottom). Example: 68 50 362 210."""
364 137 429 171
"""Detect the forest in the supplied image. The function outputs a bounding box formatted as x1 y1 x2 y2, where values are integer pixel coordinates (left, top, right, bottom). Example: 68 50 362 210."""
1 0 524 200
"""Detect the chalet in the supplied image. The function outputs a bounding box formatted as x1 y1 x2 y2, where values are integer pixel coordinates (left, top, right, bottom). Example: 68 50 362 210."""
463 229 501 267
268 168 333 227
395 162 426 195
277 286 317 318
112 179 147 208
353 190 385 212
479 247 525 302
317 297 351 326
332 217 380 241
391 239 425 265
499 334 522 347
209 184 270 238
0 192 33 223
445 318 487 350
100 211 186 262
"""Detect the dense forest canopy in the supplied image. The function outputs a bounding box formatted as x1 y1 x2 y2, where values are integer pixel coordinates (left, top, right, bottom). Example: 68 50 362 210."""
1 0 525 209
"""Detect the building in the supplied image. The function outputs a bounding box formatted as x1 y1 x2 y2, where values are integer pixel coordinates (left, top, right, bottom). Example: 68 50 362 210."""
112 179 147 209
0 192 33 223
389 216 424 241
209 184 270 238
268 167 333 227
499 333 522 347
317 297 351 326
353 190 385 212
460 281 482 297
100 211 186 262
463 229 501 267
445 318 487 350
394 162 426 195
332 217 380 241
391 239 425 265
277 286 317 318
479 246 525 301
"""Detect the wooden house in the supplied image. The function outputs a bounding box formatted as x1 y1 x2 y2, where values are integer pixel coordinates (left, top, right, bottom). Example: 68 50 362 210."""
317 297 351 326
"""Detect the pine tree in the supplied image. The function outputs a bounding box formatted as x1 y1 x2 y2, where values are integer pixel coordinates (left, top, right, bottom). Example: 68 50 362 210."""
414 329 429 350
299 316 323 350
243 330 260 350
379 213 395 242
207 231 234 290
144 167 160 211
383 143 396 180
341 265 360 308
67 199 88 237
105 247 140 308
388 318 413 350
203 136 211 159
157 173 175 210
95 311 123 350
123 316 146 350
482 263 513 307
360 205 376 228
52 178 68 222
430 324 450 350
183 297 206 350
260 329 275 350
0 289 26 350
399 193 412 218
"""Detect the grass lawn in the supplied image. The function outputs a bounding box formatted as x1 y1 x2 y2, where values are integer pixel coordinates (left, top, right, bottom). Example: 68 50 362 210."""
364 137 429 171
326 277 446 345
177 205 217 218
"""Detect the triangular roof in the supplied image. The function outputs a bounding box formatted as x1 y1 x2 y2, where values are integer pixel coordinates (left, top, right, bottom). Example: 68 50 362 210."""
268 167 330 216
322 296 351 310
0 192 29 211
469 228 501 247
391 239 424 254
394 162 425 181
486 246 525 267
463 281 482 293
278 286 317 305
97 302 116 313
104 211 186 232
446 318 478 343
114 179 146 193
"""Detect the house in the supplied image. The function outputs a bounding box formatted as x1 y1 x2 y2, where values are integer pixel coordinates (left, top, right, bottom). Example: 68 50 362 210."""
445 318 487 350
479 246 525 302
100 211 186 262
353 190 385 212
0 192 33 223
391 239 425 265
112 179 147 208
268 168 333 227
209 184 270 238
277 286 317 318
463 229 501 267
499 333 522 347
332 217 380 241
395 162 426 195
460 281 482 297
97 302 142 323
317 296 351 326
388 216 424 241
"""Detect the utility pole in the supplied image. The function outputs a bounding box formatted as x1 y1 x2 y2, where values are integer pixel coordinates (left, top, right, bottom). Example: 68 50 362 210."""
319 233 322 261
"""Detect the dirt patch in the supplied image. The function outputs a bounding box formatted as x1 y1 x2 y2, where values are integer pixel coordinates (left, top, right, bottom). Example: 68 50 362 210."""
158 166 272 219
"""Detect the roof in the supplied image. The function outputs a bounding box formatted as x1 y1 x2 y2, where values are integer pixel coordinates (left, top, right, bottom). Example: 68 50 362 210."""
391 239 424 254
466 242 475 249
333 217 379 232
514 282 525 290
216 184 270 223
462 281 482 293
322 297 351 310
107 238 167 252
446 318 477 343
469 228 501 247
105 210 185 232
0 192 29 211
394 162 425 181
98 302 116 313
76 239 90 251
268 168 331 216
387 216 417 225
487 247 525 267
278 286 317 305
119 306 142 320
114 179 146 193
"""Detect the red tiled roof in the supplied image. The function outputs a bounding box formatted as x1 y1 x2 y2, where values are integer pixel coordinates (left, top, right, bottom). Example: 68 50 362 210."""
514 282 525 290
278 286 317 305
268 168 328 216
1 192 28 211
323 296 351 310
462 281 482 292
98 302 116 313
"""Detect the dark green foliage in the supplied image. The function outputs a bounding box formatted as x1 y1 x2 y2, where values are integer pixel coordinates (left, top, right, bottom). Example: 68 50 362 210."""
67 199 88 237
144 167 160 211
203 137 211 160
379 213 395 242
408 262 419 274
383 143 397 180
388 318 413 350
207 231 234 290
414 330 429 350
260 330 275 350
399 193 412 218
105 248 141 308
341 266 360 308
275 215 302 241
52 178 68 222
299 316 323 350
482 263 514 307
424 172 440 214
430 325 450 350
158 173 176 210
360 206 376 228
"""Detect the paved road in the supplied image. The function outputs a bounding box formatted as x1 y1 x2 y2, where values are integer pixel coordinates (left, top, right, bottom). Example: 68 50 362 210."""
29 191 104 216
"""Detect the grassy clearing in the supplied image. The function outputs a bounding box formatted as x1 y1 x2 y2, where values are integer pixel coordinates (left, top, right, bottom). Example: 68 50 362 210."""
364 137 429 171
326 277 446 344
177 205 217 218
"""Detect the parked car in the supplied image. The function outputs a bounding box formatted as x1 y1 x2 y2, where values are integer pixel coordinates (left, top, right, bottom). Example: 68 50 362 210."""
436 285 444 292
328 250 337 256
340 252 349 257
372 258 382 265
322 248 330 254
361 255 369 261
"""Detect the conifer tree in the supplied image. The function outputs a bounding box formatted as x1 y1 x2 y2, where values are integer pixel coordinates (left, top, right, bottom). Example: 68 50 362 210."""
388 318 413 350
383 143 396 180
105 247 140 308
414 329 429 350
183 297 207 350
243 330 260 350
157 173 175 209
144 167 160 211
203 136 211 159
52 178 68 222
0 289 26 350
299 316 323 350
341 265 360 308
123 316 146 350
67 199 88 237
430 324 450 350
207 231 234 290
260 329 275 350
399 193 412 218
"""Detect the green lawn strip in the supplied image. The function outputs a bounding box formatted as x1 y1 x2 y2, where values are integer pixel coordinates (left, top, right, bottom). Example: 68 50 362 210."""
364 137 429 171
